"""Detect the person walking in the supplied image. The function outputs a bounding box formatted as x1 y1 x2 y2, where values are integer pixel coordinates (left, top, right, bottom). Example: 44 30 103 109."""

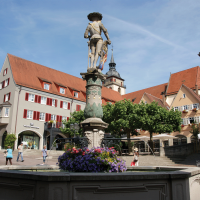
17 142 24 162
133 148 139 166
5 146 13 165
41 145 48 165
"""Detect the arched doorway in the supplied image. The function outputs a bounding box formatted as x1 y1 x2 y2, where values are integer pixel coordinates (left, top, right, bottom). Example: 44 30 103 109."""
173 135 187 145
46 134 65 150
1 131 7 149
18 130 41 150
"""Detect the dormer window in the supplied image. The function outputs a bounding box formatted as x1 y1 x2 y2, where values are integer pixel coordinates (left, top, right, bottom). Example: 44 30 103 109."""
74 92 78 98
60 87 65 94
44 83 50 90
183 94 186 98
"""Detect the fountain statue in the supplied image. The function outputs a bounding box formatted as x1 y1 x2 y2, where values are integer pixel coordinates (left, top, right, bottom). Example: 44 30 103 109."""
80 12 111 148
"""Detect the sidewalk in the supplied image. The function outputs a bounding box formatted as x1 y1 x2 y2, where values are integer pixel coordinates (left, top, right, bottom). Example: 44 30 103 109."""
0 150 59 166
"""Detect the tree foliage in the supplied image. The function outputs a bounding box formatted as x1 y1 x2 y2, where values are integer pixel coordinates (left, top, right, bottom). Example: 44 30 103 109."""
190 123 199 152
60 110 85 137
4 133 17 149
103 100 182 152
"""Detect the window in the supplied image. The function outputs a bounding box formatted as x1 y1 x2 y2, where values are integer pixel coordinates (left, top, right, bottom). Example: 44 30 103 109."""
60 87 65 94
3 68 7 76
4 108 9 117
193 103 198 109
183 94 186 98
39 112 45 121
145 101 147 104
27 110 33 119
183 105 188 110
4 79 8 87
74 92 78 98
41 97 47 105
4 94 9 102
76 105 81 111
63 102 67 109
28 94 35 102
44 83 50 90
174 107 178 111
52 99 55 107
62 116 67 121
189 117 194 124
51 114 56 121
0 82 2 89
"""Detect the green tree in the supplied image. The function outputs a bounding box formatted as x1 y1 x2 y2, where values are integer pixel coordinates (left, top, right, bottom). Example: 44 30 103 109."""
103 99 141 153
140 101 182 150
4 133 17 149
190 123 199 152
60 110 85 137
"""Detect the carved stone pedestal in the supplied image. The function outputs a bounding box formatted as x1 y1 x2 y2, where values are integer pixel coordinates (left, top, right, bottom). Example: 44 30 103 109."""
81 117 108 148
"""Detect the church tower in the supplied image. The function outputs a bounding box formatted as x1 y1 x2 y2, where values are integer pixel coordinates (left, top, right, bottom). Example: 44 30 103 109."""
103 49 126 95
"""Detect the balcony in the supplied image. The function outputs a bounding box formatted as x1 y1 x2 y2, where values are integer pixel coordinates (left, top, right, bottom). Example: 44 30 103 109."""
103 81 126 88
0 116 9 126
44 122 65 130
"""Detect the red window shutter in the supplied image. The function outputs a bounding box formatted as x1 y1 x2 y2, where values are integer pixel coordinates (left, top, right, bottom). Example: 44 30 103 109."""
47 98 50 105
56 115 59 122
33 111 37 120
60 101 63 108
48 113 51 121
59 116 62 122
38 96 41 103
68 102 70 110
25 93 29 101
67 117 69 121
8 92 11 101
34 95 38 103
6 68 8 74
7 78 10 86
55 99 57 107
3 94 5 102
79 105 81 111
23 109 27 118
50 98 52 106
37 112 40 120
45 113 48 122
2 80 5 88
76 105 78 111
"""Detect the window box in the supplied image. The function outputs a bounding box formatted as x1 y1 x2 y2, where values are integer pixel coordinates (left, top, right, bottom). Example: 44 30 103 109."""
182 110 188 113
181 124 185 128
192 108 198 112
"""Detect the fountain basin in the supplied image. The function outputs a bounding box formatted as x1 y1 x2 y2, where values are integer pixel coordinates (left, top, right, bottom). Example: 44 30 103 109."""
0 165 199 200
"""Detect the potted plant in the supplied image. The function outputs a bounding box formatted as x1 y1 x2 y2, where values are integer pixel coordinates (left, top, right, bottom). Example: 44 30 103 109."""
192 108 198 112
181 124 185 128
182 110 188 113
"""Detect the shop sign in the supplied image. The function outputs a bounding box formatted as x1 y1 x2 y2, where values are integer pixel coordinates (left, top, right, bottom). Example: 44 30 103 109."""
23 123 39 129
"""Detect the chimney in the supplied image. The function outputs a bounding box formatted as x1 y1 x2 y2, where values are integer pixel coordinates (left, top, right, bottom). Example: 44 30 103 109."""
195 85 198 95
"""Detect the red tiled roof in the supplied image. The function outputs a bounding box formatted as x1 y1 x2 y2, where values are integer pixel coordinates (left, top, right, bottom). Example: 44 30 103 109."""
166 66 200 95
144 93 169 108
8 54 123 102
122 83 168 104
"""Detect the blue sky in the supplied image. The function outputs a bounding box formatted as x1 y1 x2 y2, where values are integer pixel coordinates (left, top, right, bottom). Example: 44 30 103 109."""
1 0 200 94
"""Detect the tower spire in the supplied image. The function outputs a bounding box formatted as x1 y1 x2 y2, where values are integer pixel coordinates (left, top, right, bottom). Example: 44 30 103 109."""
109 45 116 70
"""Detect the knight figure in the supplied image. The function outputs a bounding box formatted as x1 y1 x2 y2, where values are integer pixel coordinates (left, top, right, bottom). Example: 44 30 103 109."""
84 12 111 70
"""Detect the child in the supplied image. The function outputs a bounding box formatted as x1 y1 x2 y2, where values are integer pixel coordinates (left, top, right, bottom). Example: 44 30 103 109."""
41 145 48 165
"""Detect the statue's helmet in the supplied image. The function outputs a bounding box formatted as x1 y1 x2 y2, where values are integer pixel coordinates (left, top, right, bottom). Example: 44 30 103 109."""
87 12 103 21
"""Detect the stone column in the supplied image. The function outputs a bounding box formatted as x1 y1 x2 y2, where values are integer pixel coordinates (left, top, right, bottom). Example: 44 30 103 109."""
80 68 108 148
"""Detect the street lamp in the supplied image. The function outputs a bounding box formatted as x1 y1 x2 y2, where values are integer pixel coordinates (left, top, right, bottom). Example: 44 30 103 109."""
70 123 79 147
